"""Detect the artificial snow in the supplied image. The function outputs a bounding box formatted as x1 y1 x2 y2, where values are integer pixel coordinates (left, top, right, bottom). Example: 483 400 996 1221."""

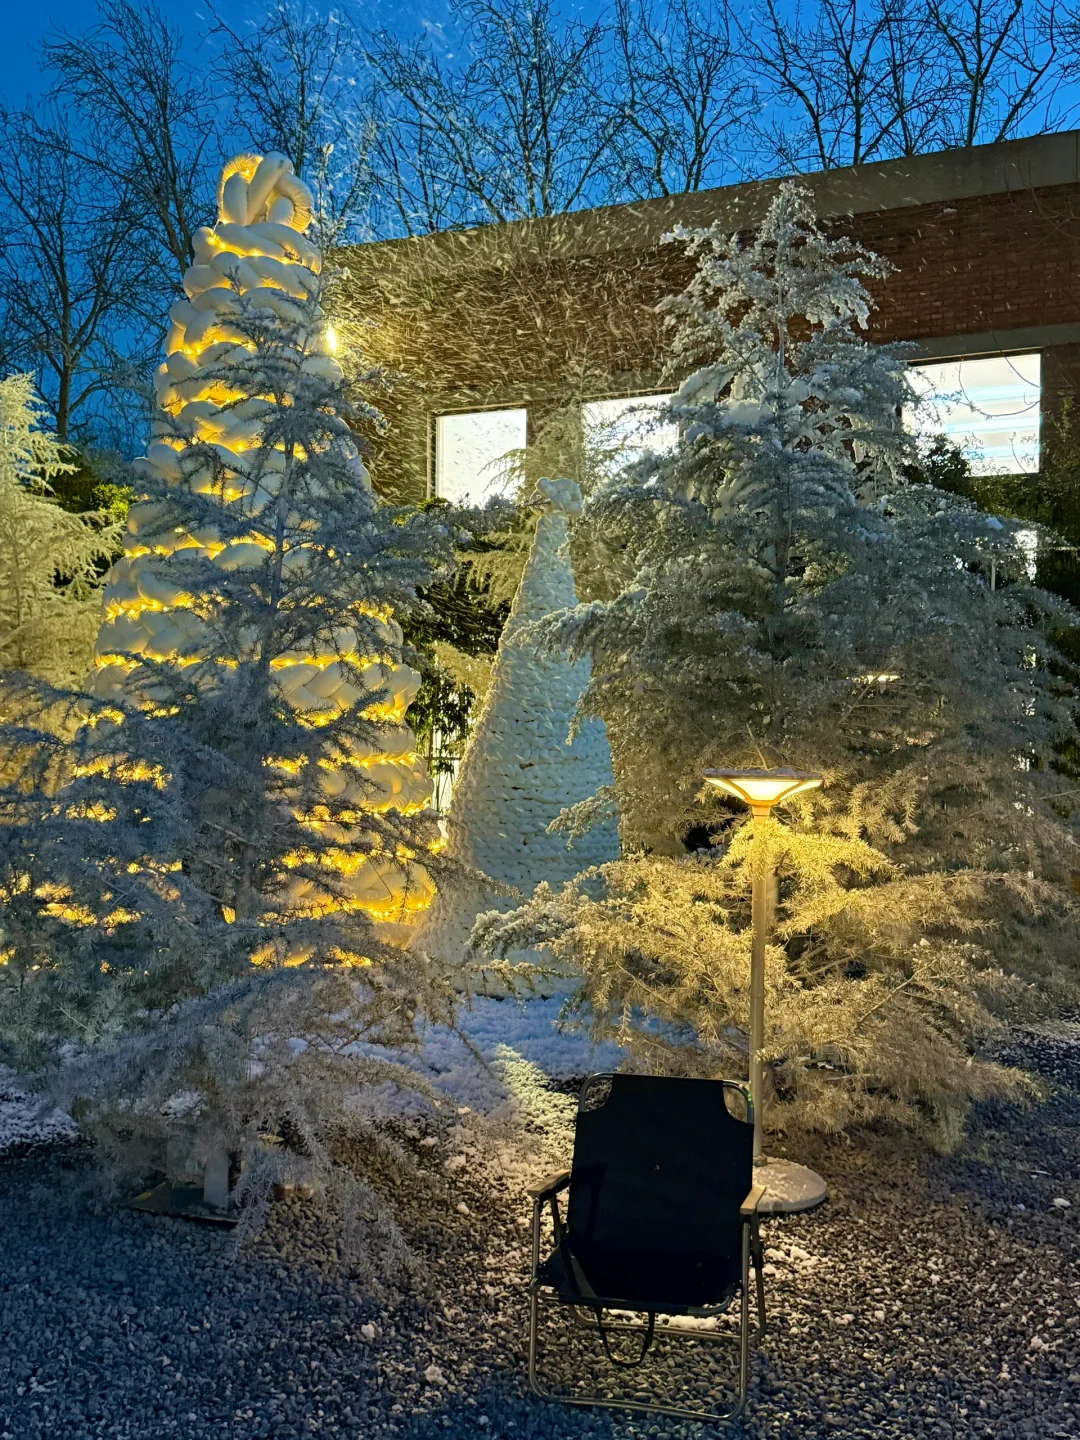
0 1066 75 1155
416 477 619 964
0 992 620 1157
430 991 621 1078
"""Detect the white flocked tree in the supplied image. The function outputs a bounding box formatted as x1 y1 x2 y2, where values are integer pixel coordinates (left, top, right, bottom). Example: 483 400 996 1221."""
477 184 1080 1147
0 374 120 687
0 152 455 1257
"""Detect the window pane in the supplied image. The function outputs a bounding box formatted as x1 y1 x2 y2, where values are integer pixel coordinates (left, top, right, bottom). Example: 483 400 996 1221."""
583 394 677 477
907 354 1040 476
434 408 527 505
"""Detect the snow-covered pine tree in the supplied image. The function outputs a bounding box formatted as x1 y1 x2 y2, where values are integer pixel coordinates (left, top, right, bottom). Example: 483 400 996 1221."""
0 153 455 1255
476 183 1080 1147
0 374 120 687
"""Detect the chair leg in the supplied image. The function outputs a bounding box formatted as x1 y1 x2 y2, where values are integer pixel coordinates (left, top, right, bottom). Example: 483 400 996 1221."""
527 1200 549 1399
750 1216 767 1339
754 1256 767 1338
528 1209 760 1423
528 1290 751 1425
736 1224 751 1413
527 1287 545 1397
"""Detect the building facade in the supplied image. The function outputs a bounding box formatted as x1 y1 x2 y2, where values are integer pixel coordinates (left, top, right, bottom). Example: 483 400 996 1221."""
340 129 1080 505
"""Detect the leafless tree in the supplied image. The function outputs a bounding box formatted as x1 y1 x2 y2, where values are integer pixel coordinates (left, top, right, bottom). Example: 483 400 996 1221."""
746 0 934 169
362 0 619 234
208 3 376 244
745 0 1067 173
928 0 1064 149
0 108 161 446
41 0 217 278
606 0 759 195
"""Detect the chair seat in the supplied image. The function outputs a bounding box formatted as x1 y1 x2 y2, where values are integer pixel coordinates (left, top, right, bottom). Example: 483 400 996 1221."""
536 1236 741 1315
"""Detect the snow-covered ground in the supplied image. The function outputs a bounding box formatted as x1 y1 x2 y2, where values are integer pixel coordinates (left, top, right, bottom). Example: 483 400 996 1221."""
422 991 622 1103
0 991 620 1154
3 1018 1079 1440
0 1067 76 1155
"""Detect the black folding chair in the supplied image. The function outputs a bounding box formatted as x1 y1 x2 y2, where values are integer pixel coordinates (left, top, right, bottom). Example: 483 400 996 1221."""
527 1073 767 1423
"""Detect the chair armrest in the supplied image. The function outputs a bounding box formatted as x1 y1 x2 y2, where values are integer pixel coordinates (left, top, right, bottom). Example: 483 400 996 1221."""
527 1170 571 1201
741 1182 767 1218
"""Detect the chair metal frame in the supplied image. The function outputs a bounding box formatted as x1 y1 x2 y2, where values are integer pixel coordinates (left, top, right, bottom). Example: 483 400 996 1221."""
526 1076 767 1424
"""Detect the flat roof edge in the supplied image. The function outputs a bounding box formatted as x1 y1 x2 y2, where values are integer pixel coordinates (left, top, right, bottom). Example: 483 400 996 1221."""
342 129 1080 278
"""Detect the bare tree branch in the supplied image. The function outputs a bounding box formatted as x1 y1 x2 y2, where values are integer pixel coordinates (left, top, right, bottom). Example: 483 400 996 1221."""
607 0 758 195
362 0 619 234
0 107 161 446
208 2 376 244
41 0 217 277
928 0 1064 147
746 0 1067 172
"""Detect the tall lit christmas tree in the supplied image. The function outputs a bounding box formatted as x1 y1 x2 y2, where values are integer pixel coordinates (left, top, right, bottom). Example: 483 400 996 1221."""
89 150 439 947
0 153 452 1233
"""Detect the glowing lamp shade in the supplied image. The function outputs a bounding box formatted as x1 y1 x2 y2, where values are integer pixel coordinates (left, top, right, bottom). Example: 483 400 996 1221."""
704 767 823 813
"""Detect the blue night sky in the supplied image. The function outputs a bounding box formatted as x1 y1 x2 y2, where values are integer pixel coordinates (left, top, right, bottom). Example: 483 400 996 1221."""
1 1 460 106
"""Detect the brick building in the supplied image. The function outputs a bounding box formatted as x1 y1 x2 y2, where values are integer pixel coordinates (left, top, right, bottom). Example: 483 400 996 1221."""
339 129 1080 504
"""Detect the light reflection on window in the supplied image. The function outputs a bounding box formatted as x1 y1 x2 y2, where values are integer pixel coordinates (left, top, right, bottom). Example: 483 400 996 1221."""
582 393 678 476
434 407 527 505
907 354 1040 475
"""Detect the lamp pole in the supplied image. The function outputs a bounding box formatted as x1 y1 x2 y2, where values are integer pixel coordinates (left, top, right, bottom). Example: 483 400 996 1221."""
748 800 770 1165
703 768 829 1214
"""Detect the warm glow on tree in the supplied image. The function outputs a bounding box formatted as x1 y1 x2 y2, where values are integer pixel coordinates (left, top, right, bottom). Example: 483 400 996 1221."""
88 151 437 947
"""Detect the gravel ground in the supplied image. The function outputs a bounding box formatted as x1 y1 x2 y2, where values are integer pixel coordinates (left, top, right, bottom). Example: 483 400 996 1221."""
0 1025 1077 1440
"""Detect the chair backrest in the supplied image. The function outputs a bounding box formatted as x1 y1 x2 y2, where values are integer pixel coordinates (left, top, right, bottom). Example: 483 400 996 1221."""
565 1073 753 1301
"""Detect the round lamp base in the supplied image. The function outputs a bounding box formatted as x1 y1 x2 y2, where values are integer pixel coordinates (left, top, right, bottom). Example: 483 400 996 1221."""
755 1156 828 1215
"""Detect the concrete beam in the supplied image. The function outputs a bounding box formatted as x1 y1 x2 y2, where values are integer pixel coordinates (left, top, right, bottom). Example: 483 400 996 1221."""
910 322 1080 361
341 130 1080 282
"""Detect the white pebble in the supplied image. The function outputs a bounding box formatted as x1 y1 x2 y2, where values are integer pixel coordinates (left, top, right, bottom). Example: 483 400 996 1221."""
1052 1197 1071 1209
360 1324 377 1341
424 1364 446 1385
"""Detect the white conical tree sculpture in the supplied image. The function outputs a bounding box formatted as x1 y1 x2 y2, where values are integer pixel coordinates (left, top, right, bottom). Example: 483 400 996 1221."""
420 476 619 964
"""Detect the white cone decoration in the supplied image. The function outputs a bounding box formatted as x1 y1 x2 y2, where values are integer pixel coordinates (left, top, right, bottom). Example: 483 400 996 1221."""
420 477 619 964
89 151 435 944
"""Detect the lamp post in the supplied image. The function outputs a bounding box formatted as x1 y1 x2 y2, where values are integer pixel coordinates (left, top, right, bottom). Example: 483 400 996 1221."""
703 767 828 1215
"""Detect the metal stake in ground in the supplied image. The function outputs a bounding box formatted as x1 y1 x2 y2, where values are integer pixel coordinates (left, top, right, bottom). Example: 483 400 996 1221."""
703 768 829 1216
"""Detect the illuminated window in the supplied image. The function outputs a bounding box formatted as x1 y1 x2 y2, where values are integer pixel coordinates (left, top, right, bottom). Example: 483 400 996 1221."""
434 408 527 505
907 354 1040 475
583 394 678 476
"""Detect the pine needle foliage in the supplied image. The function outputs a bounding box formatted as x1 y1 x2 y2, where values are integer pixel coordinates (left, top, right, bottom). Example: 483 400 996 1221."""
0 375 121 686
0 264 460 1261
478 184 1080 1145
